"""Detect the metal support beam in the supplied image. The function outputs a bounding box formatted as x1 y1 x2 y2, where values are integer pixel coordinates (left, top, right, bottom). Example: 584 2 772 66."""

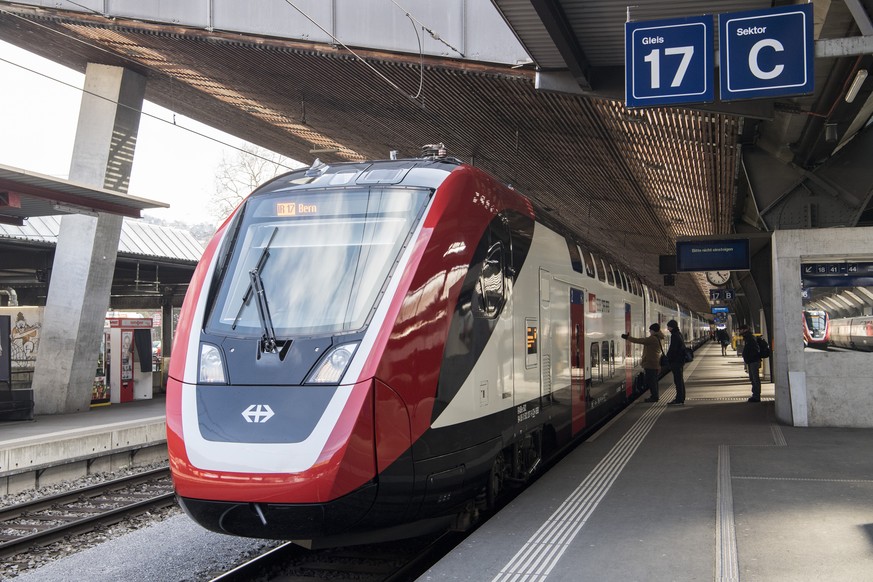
815 36 873 58
844 0 873 36
530 0 593 90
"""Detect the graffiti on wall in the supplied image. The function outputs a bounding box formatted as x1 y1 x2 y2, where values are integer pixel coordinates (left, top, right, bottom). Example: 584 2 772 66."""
1 308 42 367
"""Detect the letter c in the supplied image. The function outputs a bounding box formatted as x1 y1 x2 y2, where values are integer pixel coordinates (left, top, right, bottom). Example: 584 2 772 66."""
749 38 784 80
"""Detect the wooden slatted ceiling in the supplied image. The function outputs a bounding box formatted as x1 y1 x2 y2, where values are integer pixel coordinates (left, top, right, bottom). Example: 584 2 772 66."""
0 9 741 313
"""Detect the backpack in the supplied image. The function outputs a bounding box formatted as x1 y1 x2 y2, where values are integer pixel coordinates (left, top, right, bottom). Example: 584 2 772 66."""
634 372 646 395
756 337 771 359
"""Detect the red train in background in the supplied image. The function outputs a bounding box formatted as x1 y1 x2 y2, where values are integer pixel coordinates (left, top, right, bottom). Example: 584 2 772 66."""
829 315 873 351
166 151 708 547
802 309 830 349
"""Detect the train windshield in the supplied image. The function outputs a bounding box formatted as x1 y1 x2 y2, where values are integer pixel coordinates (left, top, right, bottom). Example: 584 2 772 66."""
804 311 827 334
207 186 430 336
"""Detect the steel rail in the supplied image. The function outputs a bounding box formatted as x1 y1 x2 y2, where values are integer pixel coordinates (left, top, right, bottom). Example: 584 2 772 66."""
0 467 176 558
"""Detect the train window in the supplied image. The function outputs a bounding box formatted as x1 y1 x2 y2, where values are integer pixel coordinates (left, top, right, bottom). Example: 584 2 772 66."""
582 251 596 278
601 341 611 376
567 239 584 274
610 340 616 374
595 257 606 282
590 343 601 384
603 260 614 285
474 242 506 318
619 271 628 292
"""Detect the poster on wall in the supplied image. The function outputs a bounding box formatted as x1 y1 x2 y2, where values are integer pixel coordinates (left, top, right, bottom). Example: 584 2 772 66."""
121 330 133 381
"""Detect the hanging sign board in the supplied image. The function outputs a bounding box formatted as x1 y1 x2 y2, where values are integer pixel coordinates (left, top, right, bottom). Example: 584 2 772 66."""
625 14 714 108
676 239 750 272
719 4 814 101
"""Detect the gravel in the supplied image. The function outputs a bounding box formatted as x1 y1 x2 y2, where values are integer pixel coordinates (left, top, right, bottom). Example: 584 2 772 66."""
0 462 282 581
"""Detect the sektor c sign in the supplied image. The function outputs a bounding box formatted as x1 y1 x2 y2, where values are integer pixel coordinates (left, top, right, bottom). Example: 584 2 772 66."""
719 4 814 101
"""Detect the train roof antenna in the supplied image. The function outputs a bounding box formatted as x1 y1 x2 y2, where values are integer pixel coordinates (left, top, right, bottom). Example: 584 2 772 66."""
305 157 328 177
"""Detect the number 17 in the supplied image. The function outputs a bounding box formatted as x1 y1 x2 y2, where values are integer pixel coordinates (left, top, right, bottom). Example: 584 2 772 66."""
643 46 694 89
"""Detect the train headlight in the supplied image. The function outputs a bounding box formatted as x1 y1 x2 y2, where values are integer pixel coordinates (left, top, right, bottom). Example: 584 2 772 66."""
199 343 227 384
307 342 359 384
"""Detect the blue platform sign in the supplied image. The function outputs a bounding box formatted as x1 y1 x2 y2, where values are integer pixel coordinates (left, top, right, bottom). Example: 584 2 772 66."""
719 4 814 101
625 15 714 108
710 289 736 301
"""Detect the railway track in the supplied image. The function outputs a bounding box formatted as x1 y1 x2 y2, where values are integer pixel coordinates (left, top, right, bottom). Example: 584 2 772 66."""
0 466 176 559
211 531 466 582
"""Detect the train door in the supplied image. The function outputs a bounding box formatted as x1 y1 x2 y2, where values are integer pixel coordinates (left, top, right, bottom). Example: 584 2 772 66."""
625 303 633 398
539 269 552 402
571 288 586 433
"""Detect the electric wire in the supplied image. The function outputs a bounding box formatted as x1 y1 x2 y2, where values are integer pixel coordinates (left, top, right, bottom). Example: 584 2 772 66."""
389 0 465 57
282 0 424 102
0 53 298 172
0 2 454 155
60 0 105 17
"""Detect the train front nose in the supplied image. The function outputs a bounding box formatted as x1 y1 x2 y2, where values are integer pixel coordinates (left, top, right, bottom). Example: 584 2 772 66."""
177 481 379 540
169 378 383 539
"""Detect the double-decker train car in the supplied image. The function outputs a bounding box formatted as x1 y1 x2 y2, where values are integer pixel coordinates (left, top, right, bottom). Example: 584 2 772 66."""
829 315 873 351
166 153 706 546
802 309 830 349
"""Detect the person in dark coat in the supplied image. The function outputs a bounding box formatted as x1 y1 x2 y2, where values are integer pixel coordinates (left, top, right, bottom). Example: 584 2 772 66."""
716 328 730 356
738 324 762 402
665 319 687 405
621 323 666 402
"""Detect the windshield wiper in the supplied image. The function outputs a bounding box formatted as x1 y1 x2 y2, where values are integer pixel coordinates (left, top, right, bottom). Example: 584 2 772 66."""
231 228 278 349
250 263 278 353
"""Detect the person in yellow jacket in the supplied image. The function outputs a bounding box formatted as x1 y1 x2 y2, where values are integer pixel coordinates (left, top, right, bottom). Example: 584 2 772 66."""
621 323 666 402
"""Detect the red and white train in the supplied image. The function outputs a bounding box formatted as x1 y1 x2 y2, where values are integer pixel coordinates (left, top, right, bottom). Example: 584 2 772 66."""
829 315 873 351
802 309 830 349
166 153 709 546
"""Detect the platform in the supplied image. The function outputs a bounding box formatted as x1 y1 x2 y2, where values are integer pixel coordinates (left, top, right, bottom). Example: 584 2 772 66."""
420 343 873 581
0 397 167 495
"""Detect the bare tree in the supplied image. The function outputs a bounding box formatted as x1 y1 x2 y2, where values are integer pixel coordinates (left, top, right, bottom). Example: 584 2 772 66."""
211 144 301 220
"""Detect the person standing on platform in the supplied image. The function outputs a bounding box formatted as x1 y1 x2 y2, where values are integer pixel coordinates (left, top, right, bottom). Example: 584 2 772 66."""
621 323 665 402
665 319 687 406
738 324 762 402
716 328 730 356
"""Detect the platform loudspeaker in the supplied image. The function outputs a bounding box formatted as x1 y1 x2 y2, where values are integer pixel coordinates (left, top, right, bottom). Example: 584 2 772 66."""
659 255 677 274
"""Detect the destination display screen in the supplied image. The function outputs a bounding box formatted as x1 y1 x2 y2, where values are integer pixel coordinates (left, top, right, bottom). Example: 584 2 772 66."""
676 239 750 271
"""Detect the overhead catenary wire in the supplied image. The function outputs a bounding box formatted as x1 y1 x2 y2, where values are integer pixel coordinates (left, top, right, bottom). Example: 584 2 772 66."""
0 6 330 167
0 53 298 172
60 0 105 17
282 0 424 102
389 0 465 57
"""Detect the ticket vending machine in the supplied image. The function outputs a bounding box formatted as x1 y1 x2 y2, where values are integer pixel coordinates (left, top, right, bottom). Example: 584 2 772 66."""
107 317 154 403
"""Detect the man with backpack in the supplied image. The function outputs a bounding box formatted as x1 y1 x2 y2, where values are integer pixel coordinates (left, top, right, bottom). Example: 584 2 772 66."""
738 324 767 402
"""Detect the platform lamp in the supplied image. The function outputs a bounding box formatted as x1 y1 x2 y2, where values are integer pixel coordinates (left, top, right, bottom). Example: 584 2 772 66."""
845 69 868 103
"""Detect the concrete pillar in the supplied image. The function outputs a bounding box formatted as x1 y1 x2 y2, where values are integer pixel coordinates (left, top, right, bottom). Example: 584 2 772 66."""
31 64 146 414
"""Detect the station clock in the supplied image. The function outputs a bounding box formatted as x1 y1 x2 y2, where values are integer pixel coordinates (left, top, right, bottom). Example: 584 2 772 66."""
706 270 731 286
